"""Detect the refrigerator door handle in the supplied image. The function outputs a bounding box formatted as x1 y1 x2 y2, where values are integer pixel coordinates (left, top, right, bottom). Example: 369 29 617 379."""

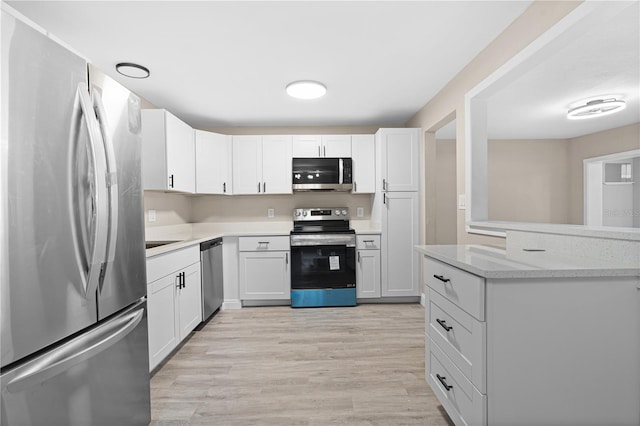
5 307 144 394
70 83 110 298
92 89 119 269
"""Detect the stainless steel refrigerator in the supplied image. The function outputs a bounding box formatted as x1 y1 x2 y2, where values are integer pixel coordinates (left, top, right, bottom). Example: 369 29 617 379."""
1 10 151 425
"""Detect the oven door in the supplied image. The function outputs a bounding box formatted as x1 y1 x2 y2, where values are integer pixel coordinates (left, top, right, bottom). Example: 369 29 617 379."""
290 244 356 290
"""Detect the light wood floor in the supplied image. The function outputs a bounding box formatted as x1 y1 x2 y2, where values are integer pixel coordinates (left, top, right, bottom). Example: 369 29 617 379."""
150 303 454 425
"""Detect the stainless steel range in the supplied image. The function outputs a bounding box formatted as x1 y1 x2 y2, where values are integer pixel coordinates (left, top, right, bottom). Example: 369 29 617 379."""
290 208 356 307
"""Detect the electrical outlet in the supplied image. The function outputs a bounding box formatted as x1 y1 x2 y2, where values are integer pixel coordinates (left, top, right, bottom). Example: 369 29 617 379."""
267 208 275 218
356 207 364 217
148 209 157 222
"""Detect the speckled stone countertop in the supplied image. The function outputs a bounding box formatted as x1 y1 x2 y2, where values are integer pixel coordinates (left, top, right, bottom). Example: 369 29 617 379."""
415 244 640 279
145 221 381 258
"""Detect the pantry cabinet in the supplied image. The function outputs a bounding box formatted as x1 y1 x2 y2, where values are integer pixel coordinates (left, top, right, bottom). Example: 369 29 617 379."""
232 135 292 194
195 130 232 194
238 236 290 301
146 246 202 371
351 134 375 193
292 135 351 158
141 109 195 193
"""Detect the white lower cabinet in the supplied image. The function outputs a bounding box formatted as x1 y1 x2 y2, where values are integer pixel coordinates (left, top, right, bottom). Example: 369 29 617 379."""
422 254 640 426
146 246 202 371
356 234 381 299
238 236 290 301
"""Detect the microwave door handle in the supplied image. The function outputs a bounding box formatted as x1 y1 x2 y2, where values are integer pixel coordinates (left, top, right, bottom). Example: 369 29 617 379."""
339 158 343 184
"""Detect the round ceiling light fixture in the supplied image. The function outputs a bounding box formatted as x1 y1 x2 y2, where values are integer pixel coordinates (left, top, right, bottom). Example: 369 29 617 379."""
567 98 626 120
286 80 327 100
116 62 150 79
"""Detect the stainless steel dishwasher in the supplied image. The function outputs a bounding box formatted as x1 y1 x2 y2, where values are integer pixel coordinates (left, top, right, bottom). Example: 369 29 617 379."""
200 238 223 322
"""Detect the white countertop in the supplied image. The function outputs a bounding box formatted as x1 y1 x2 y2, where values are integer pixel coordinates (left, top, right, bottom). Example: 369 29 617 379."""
145 221 381 257
415 244 640 279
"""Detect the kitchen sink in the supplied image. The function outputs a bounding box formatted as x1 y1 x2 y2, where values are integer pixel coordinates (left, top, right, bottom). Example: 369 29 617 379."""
145 240 180 249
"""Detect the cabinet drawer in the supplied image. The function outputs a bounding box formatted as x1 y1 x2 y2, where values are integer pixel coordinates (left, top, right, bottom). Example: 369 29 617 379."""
356 234 381 250
423 256 485 321
427 289 486 393
427 337 486 426
147 245 200 283
239 236 290 252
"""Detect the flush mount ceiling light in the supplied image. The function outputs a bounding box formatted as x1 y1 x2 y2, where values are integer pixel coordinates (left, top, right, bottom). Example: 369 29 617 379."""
286 80 326 100
115 62 150 79
567 98 626 120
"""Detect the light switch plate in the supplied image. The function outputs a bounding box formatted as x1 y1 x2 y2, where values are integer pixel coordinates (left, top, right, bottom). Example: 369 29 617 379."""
356 207 364 217
148 209 157 222
458 194 466 210
267 208 275 218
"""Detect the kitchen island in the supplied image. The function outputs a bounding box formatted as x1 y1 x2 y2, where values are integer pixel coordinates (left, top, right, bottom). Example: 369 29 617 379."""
416 243 640 426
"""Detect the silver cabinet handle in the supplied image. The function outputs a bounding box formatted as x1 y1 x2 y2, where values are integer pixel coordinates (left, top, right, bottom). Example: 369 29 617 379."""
6 308 144 394
358 252 361 263
223 182 226 193
285 252 289 265
318 145 321 157
263 182 266 193
382 178 386 191
257 182 261 193
323 146 326 157
353 181 357 192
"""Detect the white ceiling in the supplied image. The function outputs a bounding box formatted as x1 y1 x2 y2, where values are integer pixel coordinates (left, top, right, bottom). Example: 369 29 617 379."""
5 1 533 130
485 1 640 140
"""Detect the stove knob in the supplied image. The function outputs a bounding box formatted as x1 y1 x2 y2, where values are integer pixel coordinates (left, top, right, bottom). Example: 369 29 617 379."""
341 209 348 216
335 210 341 216
302 211 308 217
295 210 301 217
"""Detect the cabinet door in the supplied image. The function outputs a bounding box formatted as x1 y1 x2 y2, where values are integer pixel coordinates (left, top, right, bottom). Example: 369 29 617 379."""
195 130 232 194
177 262 202 340
322 135 351 157
147 274 179 371
351 134 375 193
382 191 419 297
378 128 419 192
232 135 262 194
261 135 292 194
292 135 321 157
165 111 195 193
357 249 381 298
239 251 290 300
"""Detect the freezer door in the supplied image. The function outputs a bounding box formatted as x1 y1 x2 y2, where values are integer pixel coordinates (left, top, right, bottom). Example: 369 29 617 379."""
1 12 102 367
89 67 147 320
0 301 151 426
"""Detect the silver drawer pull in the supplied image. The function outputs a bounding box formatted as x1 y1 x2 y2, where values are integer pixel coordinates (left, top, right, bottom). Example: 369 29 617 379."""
433 274 450 283
436 374 453 391
436 318 453 332
363 240 374 243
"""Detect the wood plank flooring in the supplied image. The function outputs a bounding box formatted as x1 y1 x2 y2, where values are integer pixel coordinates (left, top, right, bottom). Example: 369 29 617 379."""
150 303 453 425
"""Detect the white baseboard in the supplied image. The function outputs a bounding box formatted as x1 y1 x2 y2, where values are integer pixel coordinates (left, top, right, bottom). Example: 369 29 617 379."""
222 299 242 310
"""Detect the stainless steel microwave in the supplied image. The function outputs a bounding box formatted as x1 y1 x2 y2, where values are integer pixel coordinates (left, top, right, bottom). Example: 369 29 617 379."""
292 157 353 191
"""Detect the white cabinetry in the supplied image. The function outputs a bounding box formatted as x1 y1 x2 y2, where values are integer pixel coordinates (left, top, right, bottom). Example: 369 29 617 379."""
422 254 640 426
146 246 202 371
375 128 420 298
376 128 420 192
356 234 381 299
351 134 375 193
141 109 195 193
232 135 292 194
292 135 351 158
195 130 232 194
239 236 290 301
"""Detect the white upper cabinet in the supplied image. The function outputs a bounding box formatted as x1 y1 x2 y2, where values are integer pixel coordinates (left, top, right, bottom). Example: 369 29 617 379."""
292 135 351 158
232 135 292 195
195 130 232 194
376 128 420 192
351 134 375 193
142 109 195 193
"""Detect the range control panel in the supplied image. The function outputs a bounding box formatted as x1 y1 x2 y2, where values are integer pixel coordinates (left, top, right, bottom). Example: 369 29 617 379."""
293 207 350 221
